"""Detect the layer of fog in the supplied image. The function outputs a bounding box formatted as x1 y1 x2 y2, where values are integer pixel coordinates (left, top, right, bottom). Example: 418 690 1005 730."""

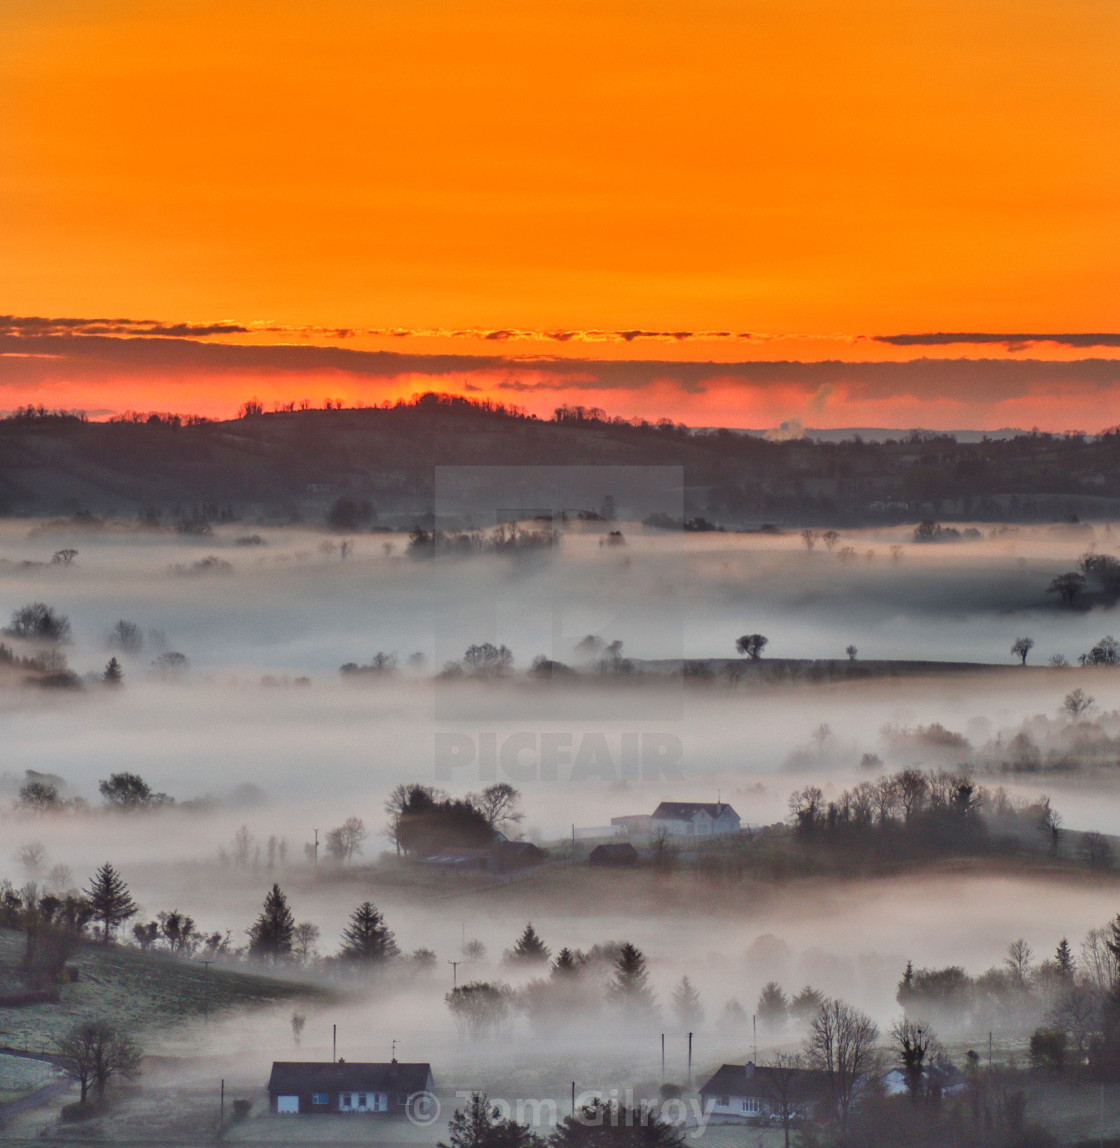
4 518 1120 1091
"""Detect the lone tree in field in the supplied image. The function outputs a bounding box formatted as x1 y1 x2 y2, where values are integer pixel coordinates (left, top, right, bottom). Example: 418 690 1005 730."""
247 884 295 964
508 922 550 964
446 982 514 1038
7 602 71 642
339 902 399 966
800 529 817 551
462 642 514 678
439 1091 545 1148
735 633 768 660
102 657 123 686
1011 637 1035 666
83 863 137 944
325 816 367 864
99 771 170 810
804 998 880 1132
56 1021 141 1102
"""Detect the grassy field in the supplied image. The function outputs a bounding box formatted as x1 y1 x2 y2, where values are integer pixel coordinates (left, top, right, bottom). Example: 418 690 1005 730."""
0 927 331 1056
0 1052 61 1104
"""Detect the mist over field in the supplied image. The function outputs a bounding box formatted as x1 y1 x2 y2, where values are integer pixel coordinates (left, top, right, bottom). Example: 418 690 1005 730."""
7 514 1120 1142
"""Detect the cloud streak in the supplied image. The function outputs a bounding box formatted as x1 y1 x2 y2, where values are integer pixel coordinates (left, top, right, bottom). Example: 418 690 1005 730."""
875 332 1120 349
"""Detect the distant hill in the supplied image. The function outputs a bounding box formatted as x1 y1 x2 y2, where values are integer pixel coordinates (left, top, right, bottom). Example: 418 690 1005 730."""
1 397 1118 526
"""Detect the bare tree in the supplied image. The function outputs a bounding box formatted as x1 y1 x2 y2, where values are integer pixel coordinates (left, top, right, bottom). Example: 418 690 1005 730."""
56 1021 141 1102
325 816 367 865
1063 688 1095 721
800 529 817 551
469 783 524 833
822 530 840 551
1005 938 1034 987
804 999 880 1131
1011 637 1035 666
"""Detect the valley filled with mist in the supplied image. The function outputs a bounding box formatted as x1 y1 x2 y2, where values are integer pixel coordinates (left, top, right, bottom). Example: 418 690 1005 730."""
5 511 1120 1145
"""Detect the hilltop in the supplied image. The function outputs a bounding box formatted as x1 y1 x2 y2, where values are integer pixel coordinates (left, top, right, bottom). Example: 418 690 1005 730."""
2 396 1120 524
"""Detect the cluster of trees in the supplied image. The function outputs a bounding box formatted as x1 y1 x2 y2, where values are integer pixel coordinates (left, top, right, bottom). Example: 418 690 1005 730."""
11 771 175 816
386 782 522 857
787 768 1061 858
409 524 558 560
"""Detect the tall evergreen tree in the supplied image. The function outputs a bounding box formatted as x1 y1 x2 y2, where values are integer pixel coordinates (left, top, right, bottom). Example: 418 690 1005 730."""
551 947 581 978
508 922 550 964
83 863 137 945
247 883 295 963
672 975 705 1028
339 901 399 965
1055 937 1074 979
607 942 656 1015
102 657 123 686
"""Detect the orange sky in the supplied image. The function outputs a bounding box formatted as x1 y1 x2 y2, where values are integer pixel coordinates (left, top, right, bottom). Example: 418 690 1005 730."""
2 0 1119 427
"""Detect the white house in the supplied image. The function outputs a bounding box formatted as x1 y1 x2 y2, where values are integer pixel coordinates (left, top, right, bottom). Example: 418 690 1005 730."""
650 801 740 837
698 1061 829 1123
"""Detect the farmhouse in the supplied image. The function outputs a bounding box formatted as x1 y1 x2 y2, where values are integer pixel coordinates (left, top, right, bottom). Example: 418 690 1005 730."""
698 1061 829 1123
267 1059 434 1115
651 801 740 837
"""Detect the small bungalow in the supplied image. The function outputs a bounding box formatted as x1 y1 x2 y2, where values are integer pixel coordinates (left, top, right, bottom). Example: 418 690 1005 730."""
267 1059 434 1116
698 1061 830 1123
589 842 640 867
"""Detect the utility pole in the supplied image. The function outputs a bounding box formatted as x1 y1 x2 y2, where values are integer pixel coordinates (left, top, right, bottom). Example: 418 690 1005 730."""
220 1078 225 1134
392 1038 398 1061
661 1033 665 1080
449 960 461 988
333 1023 337 1063
753 1014 758 1063
571 1082 576 1117
688 1032 693 1084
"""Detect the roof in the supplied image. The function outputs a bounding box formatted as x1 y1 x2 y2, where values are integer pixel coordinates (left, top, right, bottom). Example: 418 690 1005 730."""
268 1061 432 1094
652 802 739 820
589 842 639 860
699 1062 831 1099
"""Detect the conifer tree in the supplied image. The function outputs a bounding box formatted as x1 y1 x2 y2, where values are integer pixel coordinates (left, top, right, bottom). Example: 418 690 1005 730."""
339 901 399 965
83 863 137 945
508 922 550 964
247 883 295 963
607 942 656 1014
102 657 123 686
672 975 705 1028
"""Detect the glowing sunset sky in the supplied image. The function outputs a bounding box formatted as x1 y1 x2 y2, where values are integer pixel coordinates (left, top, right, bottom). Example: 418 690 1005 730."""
2 0 1119 428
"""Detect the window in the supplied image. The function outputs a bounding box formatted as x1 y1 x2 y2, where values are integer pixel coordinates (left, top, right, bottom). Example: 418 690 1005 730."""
742 1098 761 1114
312 1093 329 1105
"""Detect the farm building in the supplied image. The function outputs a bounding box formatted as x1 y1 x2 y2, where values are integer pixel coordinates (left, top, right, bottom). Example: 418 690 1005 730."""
589 842 640 866
267 1059 434 1115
